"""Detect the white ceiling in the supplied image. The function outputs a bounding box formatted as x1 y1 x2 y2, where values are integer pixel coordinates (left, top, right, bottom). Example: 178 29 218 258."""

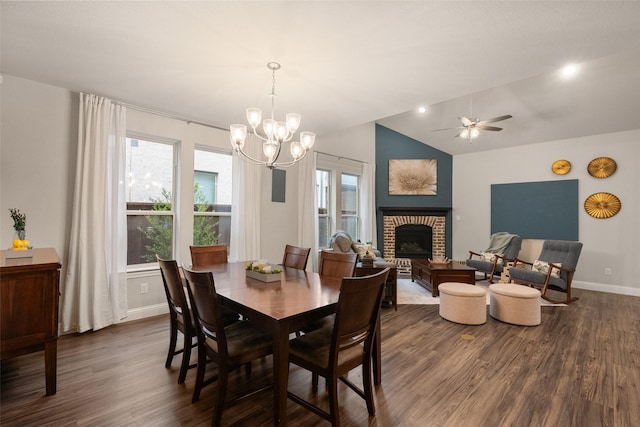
2 1 640 155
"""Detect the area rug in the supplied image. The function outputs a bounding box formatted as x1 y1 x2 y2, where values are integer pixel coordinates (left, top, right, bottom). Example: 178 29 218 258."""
396 278 567 306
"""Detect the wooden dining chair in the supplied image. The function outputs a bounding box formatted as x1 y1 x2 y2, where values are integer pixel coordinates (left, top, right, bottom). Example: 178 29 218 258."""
301 251 358 337
157 256 197 384
189 244 228 268
182 267 274 426
282 244 311 270
318 250 357 278
287 268 390 426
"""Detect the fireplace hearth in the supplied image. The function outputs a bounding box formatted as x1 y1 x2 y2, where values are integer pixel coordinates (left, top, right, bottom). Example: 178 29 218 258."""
379 207 450 274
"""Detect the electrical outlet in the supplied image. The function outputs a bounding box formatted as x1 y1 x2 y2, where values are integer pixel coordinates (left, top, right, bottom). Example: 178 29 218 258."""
604 268 612 276
140 283 149 294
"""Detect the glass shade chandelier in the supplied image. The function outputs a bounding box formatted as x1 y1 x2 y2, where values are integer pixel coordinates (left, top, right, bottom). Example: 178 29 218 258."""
230 62 315 169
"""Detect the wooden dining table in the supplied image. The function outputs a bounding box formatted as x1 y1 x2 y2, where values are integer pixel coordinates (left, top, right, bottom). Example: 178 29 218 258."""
193 261 382 426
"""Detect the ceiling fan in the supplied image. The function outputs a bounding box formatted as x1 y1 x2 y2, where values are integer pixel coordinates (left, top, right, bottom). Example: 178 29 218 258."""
433 114 513 141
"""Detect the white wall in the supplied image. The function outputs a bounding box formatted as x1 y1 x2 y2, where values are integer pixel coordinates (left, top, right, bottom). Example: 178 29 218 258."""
453 130 640 296
1 75 76 262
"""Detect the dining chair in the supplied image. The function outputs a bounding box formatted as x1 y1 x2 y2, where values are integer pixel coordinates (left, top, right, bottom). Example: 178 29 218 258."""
189 244 228 268
318 250 358 278
157 256 197 384
182 267 274 426
282 244 311 270
300 251 358 337
287 268 390 426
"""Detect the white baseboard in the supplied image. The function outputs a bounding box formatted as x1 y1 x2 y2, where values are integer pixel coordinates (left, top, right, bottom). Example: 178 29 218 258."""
123 303 168 323
573 280 640 297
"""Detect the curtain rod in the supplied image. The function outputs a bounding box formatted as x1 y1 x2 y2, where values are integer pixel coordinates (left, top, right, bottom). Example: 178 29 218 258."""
115 100 227 132
315 151 364 165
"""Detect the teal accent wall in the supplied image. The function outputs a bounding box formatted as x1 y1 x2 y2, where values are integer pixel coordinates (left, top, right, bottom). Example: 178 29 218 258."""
375 124 453 257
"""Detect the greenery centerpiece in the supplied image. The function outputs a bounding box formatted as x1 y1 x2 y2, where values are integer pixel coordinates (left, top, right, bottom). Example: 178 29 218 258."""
9 208 29 251
246 260 283 282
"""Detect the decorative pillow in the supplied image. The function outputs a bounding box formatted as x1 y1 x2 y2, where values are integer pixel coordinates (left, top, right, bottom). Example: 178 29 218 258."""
532 260 562 278
352 243 375 260
480 252 502 263
330 232 353 253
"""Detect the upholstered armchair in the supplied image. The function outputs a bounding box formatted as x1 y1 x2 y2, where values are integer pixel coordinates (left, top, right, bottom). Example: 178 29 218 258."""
466 233 522 283
508 240 583 304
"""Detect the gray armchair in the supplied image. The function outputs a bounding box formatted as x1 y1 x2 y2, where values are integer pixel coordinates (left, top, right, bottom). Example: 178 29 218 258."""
508 240 583 304
467 233 522 283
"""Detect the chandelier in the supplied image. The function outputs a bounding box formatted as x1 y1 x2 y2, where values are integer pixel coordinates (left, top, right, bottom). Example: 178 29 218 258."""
229 62 315 169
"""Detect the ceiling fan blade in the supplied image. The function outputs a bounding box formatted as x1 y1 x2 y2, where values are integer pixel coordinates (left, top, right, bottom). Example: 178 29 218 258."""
432 126 463 132
478 114 512 124
476 125 503 131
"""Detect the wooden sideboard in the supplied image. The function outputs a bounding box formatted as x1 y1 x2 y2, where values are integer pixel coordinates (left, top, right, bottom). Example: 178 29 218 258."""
0 248 61 395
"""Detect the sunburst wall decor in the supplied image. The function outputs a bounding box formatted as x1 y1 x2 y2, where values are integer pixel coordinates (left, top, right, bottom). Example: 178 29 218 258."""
584 192 621 219
587 157 617 179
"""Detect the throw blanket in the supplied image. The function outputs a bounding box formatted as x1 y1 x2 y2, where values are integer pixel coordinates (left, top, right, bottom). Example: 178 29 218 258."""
485 232 517 254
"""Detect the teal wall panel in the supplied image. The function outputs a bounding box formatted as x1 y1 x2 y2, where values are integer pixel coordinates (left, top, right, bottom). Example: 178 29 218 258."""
491 179 579 240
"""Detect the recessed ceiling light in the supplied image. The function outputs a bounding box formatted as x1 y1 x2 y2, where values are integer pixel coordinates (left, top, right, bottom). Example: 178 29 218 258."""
561 63 579 78
418 106 427 113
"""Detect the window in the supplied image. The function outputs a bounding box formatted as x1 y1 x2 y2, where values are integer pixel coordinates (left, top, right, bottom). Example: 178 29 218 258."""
126 136 176 266
193 149 232 248
316 155 362 248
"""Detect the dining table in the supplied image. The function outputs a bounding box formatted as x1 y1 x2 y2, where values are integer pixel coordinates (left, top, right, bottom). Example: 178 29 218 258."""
192 261 383 427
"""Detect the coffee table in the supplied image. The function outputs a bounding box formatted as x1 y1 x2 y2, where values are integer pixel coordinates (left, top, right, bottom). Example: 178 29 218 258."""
411 259 476 297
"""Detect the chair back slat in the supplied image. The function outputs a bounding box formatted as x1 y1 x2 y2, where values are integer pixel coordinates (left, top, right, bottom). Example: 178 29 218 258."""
182 268 228 356
282 244 311 270
190 245 228 268
318 250 357 278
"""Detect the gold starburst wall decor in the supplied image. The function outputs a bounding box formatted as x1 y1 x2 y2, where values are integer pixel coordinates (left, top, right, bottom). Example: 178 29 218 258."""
587 157 617 178
584 192 621 219
388 159 437 195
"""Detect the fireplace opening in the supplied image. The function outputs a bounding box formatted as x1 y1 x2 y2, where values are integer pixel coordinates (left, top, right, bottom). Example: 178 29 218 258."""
395 224 432 258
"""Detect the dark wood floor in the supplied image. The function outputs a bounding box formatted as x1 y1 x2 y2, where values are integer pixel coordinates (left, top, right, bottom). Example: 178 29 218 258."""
1 287 639 426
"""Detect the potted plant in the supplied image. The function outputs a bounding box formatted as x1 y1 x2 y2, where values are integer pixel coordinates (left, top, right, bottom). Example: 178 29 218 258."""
9 208 29 250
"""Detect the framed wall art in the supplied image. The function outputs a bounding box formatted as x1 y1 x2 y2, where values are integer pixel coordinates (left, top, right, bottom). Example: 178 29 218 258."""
388 159 437 195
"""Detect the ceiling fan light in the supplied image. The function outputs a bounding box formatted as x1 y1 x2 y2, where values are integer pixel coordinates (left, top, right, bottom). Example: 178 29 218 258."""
459 128 469 139
470 128 480 138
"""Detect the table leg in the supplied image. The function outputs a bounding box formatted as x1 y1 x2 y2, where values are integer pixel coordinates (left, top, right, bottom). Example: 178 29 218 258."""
44 340 57 395
272 323 289 426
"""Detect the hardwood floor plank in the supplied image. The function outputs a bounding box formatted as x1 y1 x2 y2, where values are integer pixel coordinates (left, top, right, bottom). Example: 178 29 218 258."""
1 288 639 426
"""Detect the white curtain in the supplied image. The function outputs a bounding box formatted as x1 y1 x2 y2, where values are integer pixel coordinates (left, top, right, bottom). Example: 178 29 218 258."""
297 152 318 271
61 93 127 333
230 133 261 262
361 162 378 249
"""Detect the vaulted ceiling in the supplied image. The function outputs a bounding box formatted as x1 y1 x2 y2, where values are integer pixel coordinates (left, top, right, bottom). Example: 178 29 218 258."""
2 1 640 155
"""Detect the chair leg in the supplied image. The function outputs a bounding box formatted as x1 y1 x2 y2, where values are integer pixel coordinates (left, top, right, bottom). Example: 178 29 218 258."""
192 345 207 403
177 332 192 384
166 319 178 368
212 365 228 427
327 376 340 427
362 358 375 416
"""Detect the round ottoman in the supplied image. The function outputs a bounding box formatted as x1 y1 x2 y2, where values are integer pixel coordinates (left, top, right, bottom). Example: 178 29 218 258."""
489 284 541 326
438 282 487 325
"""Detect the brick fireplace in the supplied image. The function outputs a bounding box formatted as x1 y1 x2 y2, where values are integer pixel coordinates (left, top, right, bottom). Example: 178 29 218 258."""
379 207 450 275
